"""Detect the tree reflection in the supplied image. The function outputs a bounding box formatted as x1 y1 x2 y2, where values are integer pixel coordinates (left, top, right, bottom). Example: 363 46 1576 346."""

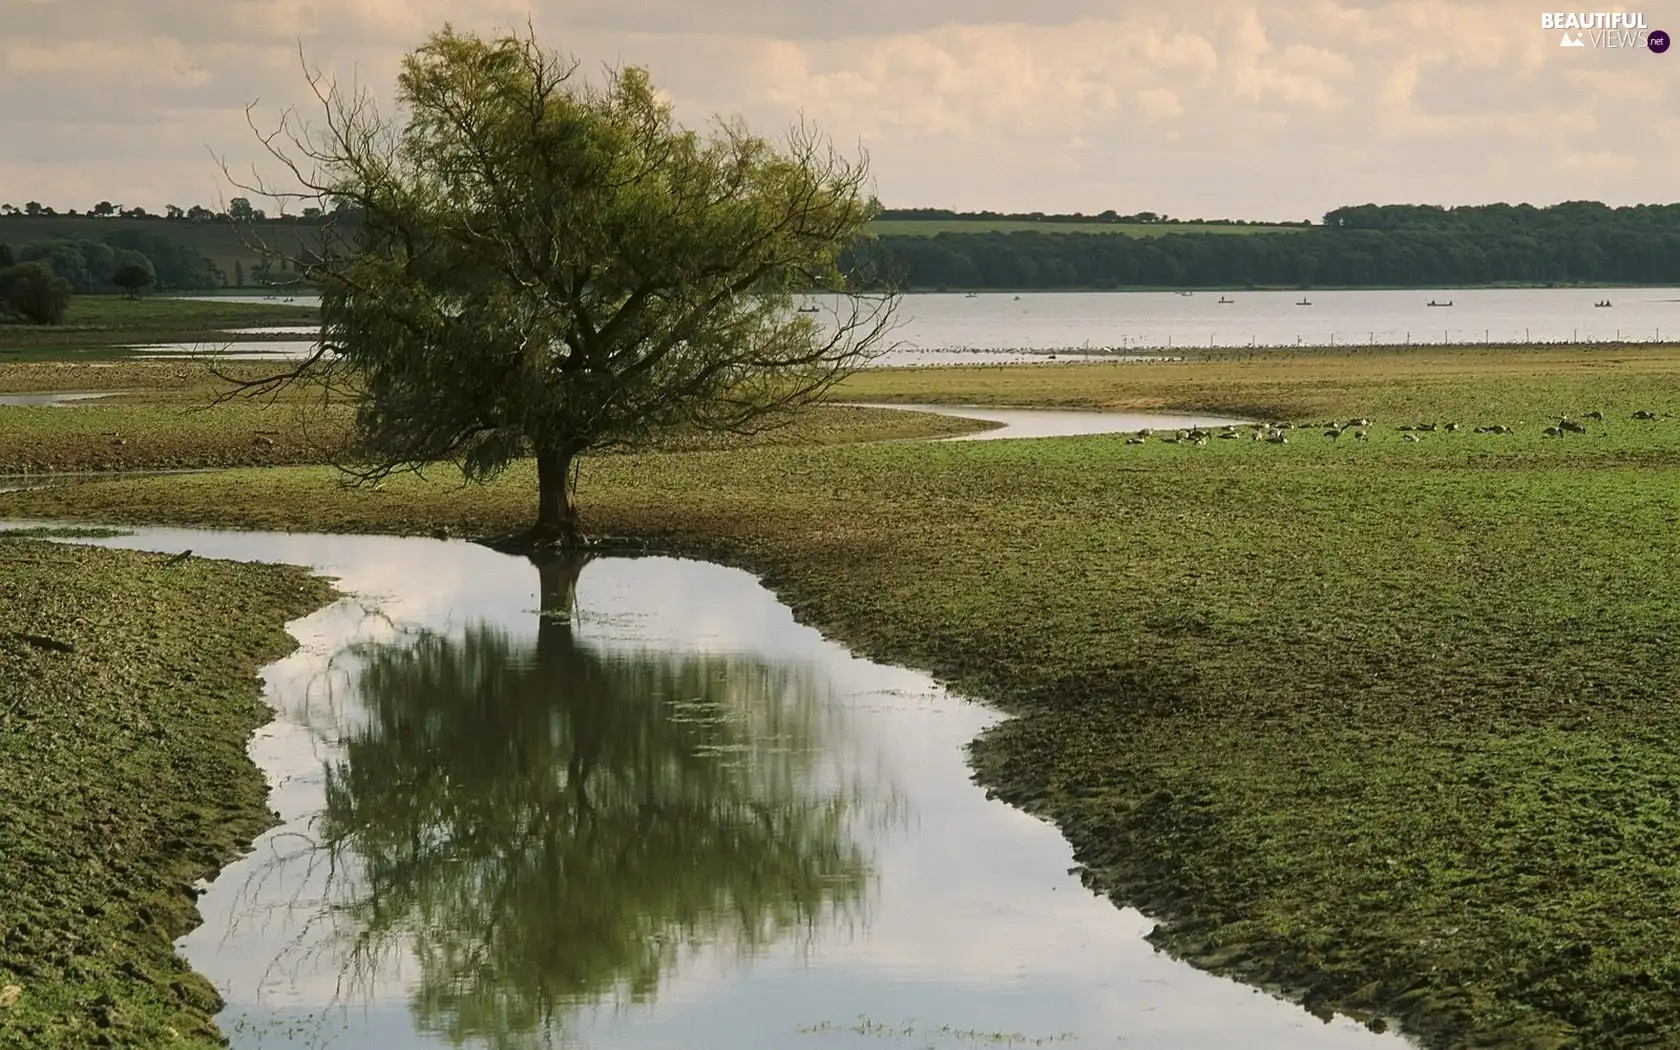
316 554 877 1047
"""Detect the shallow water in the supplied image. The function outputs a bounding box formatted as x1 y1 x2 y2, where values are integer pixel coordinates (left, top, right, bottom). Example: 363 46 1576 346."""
175 287 1680 350
855 403 1250 440
0 391 120 407
851 288 1680 349
0 522 1407 1050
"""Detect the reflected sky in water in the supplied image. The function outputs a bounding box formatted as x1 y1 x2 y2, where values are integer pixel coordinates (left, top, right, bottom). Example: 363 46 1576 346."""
2 526 1410 1049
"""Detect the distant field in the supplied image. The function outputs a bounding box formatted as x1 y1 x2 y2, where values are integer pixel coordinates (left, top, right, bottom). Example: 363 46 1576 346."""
0 215 321 284
865 220 1303 237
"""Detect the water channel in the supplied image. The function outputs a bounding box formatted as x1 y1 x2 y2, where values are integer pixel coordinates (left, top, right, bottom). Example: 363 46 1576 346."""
1 408 1408 1049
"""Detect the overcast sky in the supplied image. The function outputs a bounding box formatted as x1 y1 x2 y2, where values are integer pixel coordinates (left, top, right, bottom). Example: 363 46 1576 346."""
2 1 1675 221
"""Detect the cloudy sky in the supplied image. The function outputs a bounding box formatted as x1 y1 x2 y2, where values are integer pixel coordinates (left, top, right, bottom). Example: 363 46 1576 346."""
2 1 1675 221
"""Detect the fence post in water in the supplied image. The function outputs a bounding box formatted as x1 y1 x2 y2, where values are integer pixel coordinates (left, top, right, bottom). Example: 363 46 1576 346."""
1526 327 1530 344
1485 328 1490 345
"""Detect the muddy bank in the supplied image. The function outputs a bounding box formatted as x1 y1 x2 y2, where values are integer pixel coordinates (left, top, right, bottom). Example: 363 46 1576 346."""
0 537 332 1048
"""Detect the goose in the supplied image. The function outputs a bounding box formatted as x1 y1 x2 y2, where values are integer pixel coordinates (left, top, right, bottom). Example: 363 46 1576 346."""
1634 410 1659 420
1403 433 1421 443
1353 429 1369 441
1585 411 1604 421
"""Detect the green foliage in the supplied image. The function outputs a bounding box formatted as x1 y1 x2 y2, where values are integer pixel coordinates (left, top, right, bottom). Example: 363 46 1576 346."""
849 201 1680 289
111 259 154 298
284 25 891 535
0 262 72 324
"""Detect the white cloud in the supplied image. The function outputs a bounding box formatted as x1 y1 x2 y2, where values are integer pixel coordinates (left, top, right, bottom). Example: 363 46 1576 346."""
0 0 1674 220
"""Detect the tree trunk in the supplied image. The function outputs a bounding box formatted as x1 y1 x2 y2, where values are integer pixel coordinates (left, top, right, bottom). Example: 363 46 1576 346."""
534 444 582 545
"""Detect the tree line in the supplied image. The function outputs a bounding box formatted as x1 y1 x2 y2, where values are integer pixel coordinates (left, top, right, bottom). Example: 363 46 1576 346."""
848 201 1680 289
0 229 233 323
0 197 342 223
875 206 1309 227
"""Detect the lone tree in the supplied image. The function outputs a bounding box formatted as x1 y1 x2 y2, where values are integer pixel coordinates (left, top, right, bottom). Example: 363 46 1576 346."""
112 258 155 298
236 25 895 546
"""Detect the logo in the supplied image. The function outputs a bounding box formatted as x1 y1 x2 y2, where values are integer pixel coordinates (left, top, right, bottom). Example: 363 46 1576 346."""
1541 11 1647 28
1542 11 1667 47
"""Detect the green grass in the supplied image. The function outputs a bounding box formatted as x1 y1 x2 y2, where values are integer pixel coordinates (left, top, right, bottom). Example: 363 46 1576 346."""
0 362 990 473
0 296 318 354
13 347 1680 1046
866 220 1301 237
0 537 332 1048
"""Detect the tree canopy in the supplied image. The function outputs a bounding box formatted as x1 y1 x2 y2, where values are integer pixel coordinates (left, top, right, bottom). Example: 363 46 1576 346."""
243 26 894 546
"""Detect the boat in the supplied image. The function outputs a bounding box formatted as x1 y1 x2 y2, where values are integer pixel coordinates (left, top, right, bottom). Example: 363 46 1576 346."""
1595 300 1612 308
1296 298 1312 306
1217 296 1234 304
965 292 979 298
796 305 820 313
1427 300 1453 307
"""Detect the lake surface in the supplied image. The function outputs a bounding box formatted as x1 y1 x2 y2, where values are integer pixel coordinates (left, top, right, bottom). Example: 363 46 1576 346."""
2 525 1406 1050
177 288 1680 350
0 392 118 407
854 403 1250 439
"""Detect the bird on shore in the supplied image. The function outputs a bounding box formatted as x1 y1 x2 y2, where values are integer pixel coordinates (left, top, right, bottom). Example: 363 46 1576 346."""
1403 433 1421 443
164 549 192 566
1353 429 1369 441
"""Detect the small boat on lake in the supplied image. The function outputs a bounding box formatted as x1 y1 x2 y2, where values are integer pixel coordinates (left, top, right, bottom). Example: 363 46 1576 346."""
1595 300 1612 307
1296 298 1312 306
796 305 821 313
1217 296 1234 304
1427 300 1453 307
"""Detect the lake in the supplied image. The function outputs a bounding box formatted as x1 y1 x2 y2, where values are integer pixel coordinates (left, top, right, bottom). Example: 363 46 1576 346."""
176 288 1680 351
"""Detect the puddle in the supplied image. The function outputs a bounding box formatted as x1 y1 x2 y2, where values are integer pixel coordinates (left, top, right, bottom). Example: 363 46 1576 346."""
0 523 1406 1049
125 341 328 361
853 403 1251 440
0 391 122 407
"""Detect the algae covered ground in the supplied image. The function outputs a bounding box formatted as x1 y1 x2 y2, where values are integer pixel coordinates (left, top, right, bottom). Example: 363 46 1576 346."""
0 536 332 1048
0 361 989 473
9 346 1680 1046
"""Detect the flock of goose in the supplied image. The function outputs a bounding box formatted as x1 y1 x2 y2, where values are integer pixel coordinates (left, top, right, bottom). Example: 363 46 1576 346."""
1123 410 1664 447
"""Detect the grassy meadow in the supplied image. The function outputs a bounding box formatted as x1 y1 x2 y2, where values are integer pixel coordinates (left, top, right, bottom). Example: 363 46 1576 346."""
9 346 1680 1046
0 296 319 356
